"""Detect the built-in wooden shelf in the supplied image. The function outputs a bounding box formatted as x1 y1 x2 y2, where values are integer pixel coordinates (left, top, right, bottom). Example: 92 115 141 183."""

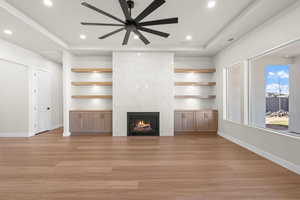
175 82 216 86
174 69 216 73
70 110 112 112
72 95 113 99
72 82 112 86
175 109 218 112
71 68 112 73
175 95 216 99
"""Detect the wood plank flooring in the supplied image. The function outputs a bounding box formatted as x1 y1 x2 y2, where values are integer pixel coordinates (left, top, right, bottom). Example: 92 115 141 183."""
0 128 299 200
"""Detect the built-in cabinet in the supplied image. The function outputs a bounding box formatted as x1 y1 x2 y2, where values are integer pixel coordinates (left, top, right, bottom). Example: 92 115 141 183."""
175 110 218 133
70 111 112 134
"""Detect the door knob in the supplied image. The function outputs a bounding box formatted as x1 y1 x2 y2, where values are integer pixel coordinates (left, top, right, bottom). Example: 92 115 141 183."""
47 107 51 110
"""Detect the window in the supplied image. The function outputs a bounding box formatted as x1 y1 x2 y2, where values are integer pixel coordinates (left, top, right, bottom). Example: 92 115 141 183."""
225 63 243 123
265 65 289 130
249 40 300 135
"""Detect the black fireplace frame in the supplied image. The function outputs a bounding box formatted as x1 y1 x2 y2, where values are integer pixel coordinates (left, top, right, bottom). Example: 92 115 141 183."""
127 112 160 136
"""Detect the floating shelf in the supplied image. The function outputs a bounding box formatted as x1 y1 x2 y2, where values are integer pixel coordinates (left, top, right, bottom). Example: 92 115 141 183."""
70 110 112 112
175 109 218 112
174 69 216 73
72 95 113 99
175 95 216 99
175 82 216 86
72 82 112 86
71 68 112 73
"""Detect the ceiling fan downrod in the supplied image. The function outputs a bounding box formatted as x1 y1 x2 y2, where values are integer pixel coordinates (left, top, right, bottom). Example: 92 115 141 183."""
127 0 134 16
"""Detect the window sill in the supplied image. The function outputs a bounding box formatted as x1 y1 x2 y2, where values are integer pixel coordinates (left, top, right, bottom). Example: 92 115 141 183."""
222 119 300 140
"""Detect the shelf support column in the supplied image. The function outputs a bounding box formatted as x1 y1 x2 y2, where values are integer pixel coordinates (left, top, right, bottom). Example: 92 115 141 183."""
62 50 72 137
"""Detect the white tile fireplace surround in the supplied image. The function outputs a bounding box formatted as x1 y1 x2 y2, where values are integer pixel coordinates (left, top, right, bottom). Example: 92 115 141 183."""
113 52 174 136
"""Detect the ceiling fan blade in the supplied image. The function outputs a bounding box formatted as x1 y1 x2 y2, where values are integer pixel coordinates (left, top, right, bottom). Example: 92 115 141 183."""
135 0 165 22
133 29 150 45
137 26 169 38
119 0 132 21
81 22 124 26
82 2 125 24
99 27 125 39
139 18 178 26
122 30 131 45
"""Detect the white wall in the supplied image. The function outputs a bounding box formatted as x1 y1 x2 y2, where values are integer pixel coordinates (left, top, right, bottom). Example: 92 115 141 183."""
0 60 29 136
214 3 300 173
113 52 174 136
0 38 63 137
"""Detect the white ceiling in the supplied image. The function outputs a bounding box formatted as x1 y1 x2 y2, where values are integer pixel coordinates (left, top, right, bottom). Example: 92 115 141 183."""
0 6 63 62
0 0 298 62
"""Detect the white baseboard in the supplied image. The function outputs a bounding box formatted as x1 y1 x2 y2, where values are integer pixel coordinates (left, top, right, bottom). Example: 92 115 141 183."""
63 131 71 137
218 131 300 175
0 132 30 137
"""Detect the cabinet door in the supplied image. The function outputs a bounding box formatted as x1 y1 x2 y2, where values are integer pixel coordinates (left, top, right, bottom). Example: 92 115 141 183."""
82 112 96 132
70 112 83 132
181 112 195 131
195 111 209 131
207 111 218 131
174 112 183 131
94 112 106 132
104 112 112 132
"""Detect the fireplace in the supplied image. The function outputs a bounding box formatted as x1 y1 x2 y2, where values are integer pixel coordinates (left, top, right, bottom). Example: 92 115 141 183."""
127 112 159 136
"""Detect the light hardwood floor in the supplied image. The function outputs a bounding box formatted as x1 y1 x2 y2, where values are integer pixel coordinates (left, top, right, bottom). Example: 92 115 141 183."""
0 128 299 200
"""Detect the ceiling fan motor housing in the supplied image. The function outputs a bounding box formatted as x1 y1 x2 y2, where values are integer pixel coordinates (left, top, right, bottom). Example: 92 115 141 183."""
81 0 178 45
127 0 134 9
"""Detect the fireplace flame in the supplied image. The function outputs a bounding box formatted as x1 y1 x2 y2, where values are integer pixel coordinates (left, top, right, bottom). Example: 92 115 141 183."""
137 121 150 128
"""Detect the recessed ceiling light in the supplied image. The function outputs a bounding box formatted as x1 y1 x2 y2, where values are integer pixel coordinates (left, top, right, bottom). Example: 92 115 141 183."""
80 34 87 40
43 0 53 7
3 29 13 35
207 0 216 8
133 34 139 40
186 35 192 41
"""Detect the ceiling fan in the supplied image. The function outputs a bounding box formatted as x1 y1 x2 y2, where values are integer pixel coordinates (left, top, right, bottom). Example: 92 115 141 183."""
81 0 178 45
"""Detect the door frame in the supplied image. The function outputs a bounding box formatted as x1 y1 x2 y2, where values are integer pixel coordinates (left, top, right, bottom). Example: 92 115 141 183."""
28 67 52 136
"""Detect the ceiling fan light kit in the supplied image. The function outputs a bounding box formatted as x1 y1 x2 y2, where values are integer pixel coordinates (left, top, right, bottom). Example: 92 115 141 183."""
81 0 179 45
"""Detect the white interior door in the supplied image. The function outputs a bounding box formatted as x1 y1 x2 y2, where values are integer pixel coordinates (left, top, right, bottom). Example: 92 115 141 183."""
36 70 51 133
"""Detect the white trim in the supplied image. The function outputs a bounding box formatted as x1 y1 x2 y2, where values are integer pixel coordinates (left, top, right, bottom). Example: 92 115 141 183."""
63 131 71 137
222 67 227 120
62 51 72 137
28 67 35 137
243 60 249 125
218 131 300 175
0 132 30 138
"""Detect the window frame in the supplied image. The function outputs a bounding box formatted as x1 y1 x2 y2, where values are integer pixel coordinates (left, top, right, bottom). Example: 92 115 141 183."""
223 62 244 124
247 39 300 138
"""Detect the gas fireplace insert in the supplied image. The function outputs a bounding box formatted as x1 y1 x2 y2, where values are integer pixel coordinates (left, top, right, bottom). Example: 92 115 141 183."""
127 112 159 136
